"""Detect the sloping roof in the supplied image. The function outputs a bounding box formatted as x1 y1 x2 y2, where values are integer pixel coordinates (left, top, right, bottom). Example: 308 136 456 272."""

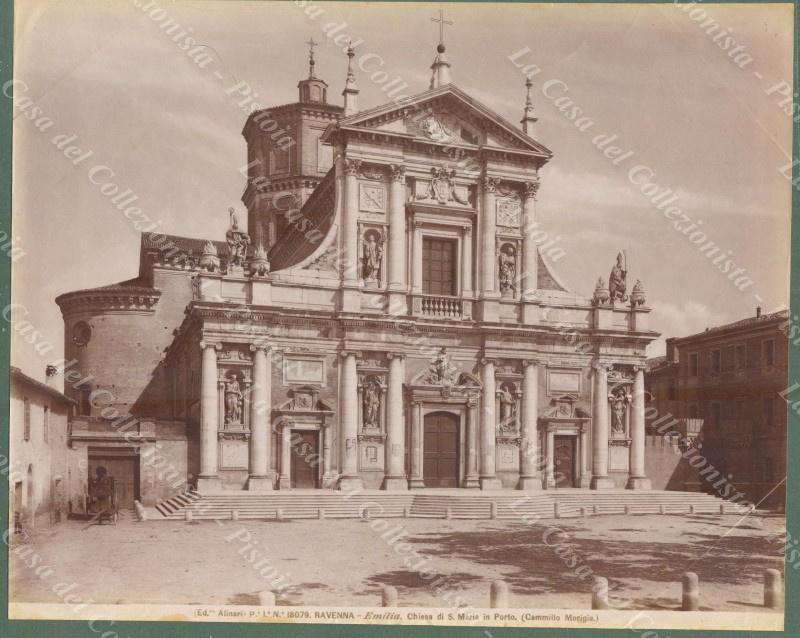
55 277 160 308
326 83 552 158
675 309 788 342
10 367 76 405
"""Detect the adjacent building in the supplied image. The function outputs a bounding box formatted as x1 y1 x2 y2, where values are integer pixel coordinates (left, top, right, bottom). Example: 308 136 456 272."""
645 308 789 508
8 367 83 530
52 39 660 507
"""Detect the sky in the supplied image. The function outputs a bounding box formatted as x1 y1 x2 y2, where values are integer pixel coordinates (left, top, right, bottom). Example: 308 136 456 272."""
9 0 795 380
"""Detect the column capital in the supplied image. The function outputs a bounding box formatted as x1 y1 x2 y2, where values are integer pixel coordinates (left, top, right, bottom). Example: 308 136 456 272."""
522 358 541 368
480 357 498 367
249 343 272 354
389 164 406 183
523 177 541 202
592 359 613 372
462 223 473 235
200 341 222 351
387 352 406 361
340 350 358 359
632 364 647 374
344 158 361 176
482 175 498 193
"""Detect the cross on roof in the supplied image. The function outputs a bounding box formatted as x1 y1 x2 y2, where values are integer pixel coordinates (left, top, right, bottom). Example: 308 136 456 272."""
306 37 318 57
430 8 453 47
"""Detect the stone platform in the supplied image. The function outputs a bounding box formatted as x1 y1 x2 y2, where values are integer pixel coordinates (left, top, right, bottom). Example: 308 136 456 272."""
152 489 739 521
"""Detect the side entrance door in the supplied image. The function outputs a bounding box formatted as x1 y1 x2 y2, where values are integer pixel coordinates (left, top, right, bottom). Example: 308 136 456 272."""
290 431 319 488
88 456 138 509
423 412 459 487
553 436 576 488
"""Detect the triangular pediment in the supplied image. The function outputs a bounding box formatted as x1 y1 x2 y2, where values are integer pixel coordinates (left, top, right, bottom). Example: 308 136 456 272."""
332 84 552 158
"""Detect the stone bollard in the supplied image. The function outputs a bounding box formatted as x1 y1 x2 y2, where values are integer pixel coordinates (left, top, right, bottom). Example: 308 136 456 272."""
258 590 276 606
719 503 725 514
554 502 561 519
591 577 609 610
403 506 411 518
593 504 599 515
659 504 666 515
682 572 699 611
134 501 147 521
490 502 498 520
490 580 509 608
382 585 398 607
231 509 239 521
445 507 452 520
317 508 325 520
689 504 695 514
580 507 587 517
185 510 193 522
624 505 631 515
276 508 284 521
764 569 782 609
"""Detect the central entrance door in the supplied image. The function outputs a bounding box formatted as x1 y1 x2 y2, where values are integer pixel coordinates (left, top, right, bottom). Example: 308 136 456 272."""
553 436 576 488
290 431 319 488
423 412 459 487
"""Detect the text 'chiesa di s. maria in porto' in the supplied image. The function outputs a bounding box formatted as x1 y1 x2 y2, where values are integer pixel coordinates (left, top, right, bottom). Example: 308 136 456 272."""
54 35 658 507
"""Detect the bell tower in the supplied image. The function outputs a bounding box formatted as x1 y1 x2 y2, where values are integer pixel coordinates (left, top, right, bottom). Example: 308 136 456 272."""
241 39 343 252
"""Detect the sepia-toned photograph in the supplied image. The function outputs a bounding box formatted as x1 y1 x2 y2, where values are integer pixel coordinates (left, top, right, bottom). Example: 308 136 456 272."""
4 0 797 634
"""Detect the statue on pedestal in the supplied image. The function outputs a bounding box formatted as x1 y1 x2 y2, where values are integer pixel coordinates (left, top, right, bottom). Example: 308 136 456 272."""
361 230 383 286
498 245 517 297
224 374 243 426
608 386 629 437
363 379 381 428
608 251 627 303
226 207 250 273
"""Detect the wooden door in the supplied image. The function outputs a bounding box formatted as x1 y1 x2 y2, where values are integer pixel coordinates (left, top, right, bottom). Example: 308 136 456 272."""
553 436 576 488
422 238 457 296
89 457 137 509
423 412 459 487
290 431 319 488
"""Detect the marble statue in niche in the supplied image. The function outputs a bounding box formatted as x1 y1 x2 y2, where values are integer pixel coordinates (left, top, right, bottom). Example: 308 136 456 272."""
498 383 517 433
498 244 517 297
362 378 382 428
224 373 244 426
608 386 630 437
361 229 384 286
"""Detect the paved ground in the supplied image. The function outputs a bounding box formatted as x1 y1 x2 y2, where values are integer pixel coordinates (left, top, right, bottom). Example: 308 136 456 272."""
9 511 785 611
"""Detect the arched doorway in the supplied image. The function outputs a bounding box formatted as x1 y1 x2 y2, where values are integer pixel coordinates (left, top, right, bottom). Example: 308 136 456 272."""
423 412 459 487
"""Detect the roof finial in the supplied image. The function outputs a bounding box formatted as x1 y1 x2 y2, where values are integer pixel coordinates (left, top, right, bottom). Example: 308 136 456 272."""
342 39 359 116
520 76 538 135
429 8 454 88
306 37 318 79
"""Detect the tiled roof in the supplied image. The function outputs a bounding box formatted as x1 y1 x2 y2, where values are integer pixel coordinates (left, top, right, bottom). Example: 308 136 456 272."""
11 367 76 405
676 309 788 342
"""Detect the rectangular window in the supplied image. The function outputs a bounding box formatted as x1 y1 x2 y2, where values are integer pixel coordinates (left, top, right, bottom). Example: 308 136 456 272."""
762 339 775 367
735 344 746 369
23 398 31 441
763 397 775 426
688 353 699 377
710 350 721 374
43 406 49 441
710 402 721 428
722 345 734 372
422 237 457 296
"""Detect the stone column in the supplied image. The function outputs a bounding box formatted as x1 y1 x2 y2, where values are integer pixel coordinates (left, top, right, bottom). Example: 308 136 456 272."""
579 424 590 487
388 165 407 313
521 179 540 324
409 401 424 488
279 423 292 489
197 341 220 491
411 220 423 295
545 426 556 488
321 423 334 488
517 359 542 490
248 345 273 490
341 158 361 312
338 351 363 490
627 365 651 489
479 177 500 321
461 225 473 297
464 398 480 488
591 361 615 489
382 353 407 490
479 358 502 489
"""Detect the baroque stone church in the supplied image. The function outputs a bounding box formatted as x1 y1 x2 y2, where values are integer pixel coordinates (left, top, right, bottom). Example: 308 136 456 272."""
55 36 657 505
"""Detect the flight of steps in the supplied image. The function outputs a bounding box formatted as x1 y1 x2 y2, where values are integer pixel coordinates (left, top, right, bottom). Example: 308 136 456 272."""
153 489 738 521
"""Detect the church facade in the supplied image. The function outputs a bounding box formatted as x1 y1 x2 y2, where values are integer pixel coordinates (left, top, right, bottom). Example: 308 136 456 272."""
55 40 658 504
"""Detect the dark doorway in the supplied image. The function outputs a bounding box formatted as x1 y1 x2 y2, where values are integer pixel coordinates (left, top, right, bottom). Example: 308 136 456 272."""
88 454 139 509
423 412 459 487
553 436 576 488
290 430 319 488
422 238 457 296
